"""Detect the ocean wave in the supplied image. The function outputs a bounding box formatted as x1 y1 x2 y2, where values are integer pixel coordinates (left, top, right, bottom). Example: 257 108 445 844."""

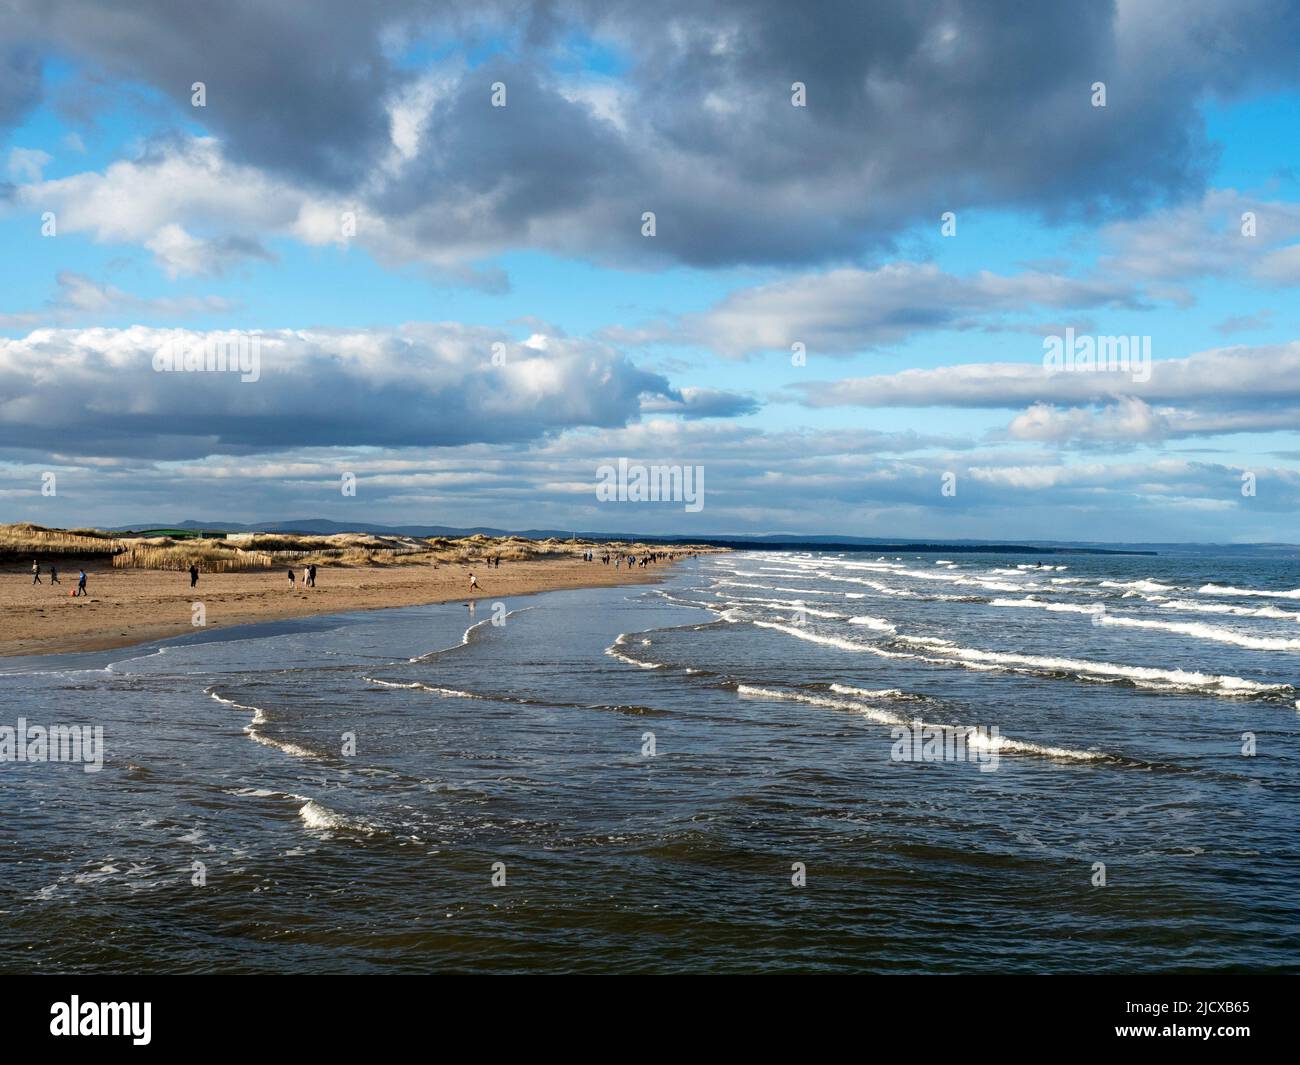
748 619 916 658
816 573 918 595
209 688 318 759
894 636 1287 696
736 683 902 724
716 580 828 597
407 607 533 663
990 597 1103 615
738 684 1103 762
828 683 912 699
1100 579 1176 593
604 640 669 669
715 592 844 618
963 579 1029 592
1095 614 1300 651
1156 598 1300 621
298 800 383 836
1198 583 1300 600
364 676 488 698
848 615 898 632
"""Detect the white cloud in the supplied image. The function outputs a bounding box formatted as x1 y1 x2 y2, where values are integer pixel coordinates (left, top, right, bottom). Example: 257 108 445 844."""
1099 189 1300 285
0 324 734 457
0 272 233 329
795 340 1300 410
645 263 1147 358
7 146 51 182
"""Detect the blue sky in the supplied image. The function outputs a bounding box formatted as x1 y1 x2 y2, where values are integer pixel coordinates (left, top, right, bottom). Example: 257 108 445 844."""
2 1 1299 541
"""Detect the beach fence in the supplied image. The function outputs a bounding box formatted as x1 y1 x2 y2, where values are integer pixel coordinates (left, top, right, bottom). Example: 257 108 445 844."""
109 541 429 571
111 544 276 572
0 526 125 562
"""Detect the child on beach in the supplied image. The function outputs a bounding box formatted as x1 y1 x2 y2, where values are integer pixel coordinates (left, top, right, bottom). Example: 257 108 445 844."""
49 566 60 584
468 573 479 592
75 568 86 596
190 564 199 588
287 568 296 592
31 560 40 584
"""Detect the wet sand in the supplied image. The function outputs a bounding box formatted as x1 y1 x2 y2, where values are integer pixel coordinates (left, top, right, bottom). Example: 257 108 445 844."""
0 557 697 657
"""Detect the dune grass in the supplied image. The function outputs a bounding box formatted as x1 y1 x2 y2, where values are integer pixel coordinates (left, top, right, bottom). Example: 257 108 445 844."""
0 523 124 561
3 522 712 571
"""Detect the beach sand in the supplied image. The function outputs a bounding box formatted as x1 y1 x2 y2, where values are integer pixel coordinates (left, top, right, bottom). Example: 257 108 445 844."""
0 556 697 657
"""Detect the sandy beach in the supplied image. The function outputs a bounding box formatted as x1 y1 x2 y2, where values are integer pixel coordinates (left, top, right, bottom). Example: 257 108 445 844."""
0 556 694 657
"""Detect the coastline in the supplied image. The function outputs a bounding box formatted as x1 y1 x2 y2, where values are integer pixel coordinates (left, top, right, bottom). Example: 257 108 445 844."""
0 555 698 658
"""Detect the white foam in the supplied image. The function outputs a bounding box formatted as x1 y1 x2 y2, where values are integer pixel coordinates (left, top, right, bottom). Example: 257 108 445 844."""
407 609 529 663
894 636 1286 695
1157 598 1300 621
817 573 918 595
210 688 314 758
1100 579 1175 593
746 618 918 659
829 683 909 699
715 592 844 618
298 800 378 835
848 615 898 632
1198 583 1300 601
750 619 870 653
739 685 1101 761
737 683 902 725
1096 614 1300 651
604 643 667 669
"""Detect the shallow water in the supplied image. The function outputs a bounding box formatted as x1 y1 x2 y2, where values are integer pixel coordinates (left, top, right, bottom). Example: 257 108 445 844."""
2 551 1298 973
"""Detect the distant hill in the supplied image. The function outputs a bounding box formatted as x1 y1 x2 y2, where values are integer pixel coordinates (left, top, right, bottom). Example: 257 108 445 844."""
105 518 1300 556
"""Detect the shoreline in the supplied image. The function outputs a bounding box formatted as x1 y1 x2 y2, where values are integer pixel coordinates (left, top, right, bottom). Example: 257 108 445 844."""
0 556 698 658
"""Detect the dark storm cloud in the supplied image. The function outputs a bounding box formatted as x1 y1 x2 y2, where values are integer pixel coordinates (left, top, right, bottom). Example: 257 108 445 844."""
5 0 422 188
372 59 636 244
6 1 1300 265
0 44 42 129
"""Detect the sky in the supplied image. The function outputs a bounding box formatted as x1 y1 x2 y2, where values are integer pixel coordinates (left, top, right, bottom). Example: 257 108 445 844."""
1 0 1299 542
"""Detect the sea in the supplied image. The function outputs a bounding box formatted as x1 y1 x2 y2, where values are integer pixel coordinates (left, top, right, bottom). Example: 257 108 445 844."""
2 549 1298 973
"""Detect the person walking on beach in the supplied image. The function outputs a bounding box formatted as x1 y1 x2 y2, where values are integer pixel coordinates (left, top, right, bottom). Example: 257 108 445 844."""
468 572 479 592
31 560 41 584
287 568 296 593
189 564 199 588
75 568 87 597
306 564 316 588
49 565 60 585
